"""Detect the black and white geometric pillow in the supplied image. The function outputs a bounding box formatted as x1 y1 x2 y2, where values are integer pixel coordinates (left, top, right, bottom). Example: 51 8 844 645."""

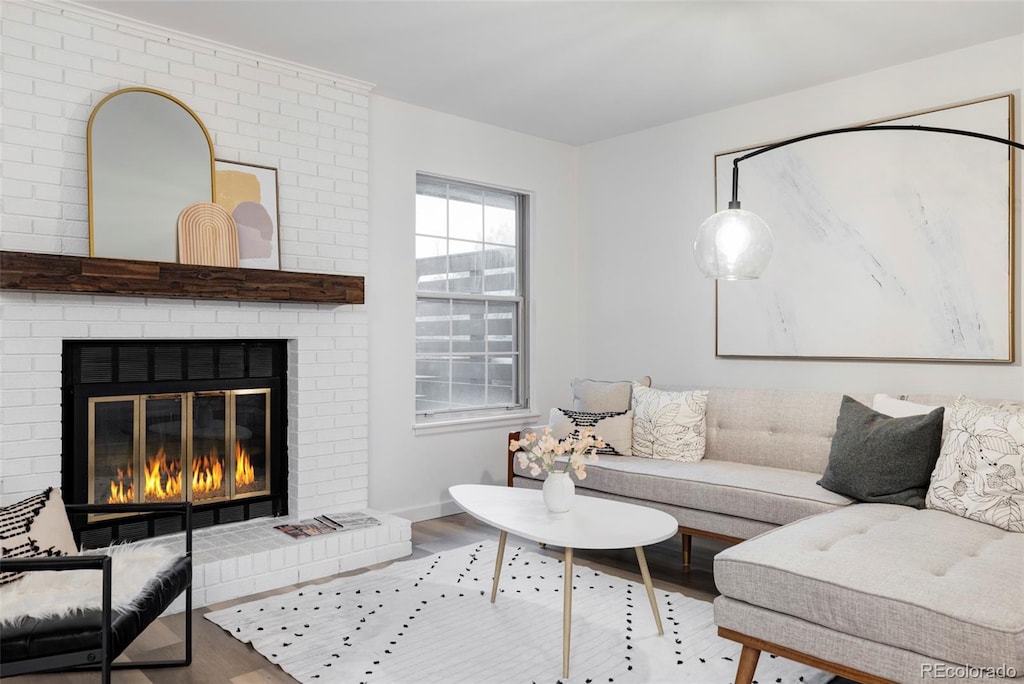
548 408 633 456
0 487 78 586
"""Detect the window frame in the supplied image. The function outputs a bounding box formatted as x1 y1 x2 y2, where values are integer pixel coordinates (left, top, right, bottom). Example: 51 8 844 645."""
414 173 530 423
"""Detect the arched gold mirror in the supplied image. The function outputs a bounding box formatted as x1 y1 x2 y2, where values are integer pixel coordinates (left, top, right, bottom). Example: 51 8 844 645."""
88 88 215 262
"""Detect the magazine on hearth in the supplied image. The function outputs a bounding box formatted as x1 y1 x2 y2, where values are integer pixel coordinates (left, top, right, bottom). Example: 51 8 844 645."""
274 511 382 538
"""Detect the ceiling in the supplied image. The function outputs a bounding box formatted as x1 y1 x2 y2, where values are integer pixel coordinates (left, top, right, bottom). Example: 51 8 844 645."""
84 1 1024 146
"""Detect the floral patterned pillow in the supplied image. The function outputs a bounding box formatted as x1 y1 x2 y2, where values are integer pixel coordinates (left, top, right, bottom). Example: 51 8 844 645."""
925 395 1024 532
630 384 708 462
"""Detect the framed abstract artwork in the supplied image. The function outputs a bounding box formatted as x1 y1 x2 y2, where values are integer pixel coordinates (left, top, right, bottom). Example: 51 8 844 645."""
214 160 281 270
714 94 1014 362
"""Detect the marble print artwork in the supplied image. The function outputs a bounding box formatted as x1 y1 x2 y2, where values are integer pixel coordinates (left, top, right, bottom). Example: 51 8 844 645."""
715 95 1012 361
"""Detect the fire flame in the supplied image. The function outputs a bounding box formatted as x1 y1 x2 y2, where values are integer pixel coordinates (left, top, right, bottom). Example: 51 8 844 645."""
106 441 257 503
108 465 134 503
192 448 224 496
236 440 255 486
145 447 182 499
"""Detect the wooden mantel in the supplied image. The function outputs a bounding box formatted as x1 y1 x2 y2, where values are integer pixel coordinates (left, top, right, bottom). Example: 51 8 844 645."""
0 251 364 305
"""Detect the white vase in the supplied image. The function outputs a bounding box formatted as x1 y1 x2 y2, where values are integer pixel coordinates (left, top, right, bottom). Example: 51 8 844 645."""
542 470 575 513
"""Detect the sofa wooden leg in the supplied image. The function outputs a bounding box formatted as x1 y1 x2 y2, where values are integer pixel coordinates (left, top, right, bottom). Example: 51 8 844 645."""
681 533 692 569
735 644 761 684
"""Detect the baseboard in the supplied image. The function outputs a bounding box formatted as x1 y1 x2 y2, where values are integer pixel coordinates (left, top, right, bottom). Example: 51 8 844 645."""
389 499 463 523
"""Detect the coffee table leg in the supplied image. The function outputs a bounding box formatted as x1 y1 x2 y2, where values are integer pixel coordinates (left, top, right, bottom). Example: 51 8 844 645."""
634 546 664 636
563 547 574 678
490 529 507 603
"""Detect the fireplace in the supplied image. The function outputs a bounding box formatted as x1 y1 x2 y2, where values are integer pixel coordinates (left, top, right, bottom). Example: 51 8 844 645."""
62 340 287 546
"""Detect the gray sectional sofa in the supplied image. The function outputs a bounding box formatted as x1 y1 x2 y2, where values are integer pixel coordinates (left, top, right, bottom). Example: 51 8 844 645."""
507 387 1024 683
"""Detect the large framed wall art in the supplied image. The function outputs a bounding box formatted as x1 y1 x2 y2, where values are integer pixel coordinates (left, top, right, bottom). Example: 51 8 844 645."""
714 94 1014 362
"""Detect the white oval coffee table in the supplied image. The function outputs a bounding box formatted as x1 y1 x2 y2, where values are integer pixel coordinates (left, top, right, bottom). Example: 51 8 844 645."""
449 484 678 677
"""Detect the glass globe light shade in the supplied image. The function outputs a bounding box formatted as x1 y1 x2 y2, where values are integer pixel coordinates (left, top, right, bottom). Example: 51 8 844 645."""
693 208 774 279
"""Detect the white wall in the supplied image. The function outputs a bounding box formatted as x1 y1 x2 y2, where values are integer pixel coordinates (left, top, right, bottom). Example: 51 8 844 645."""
0 0 372 518
578 35 1024 399
368 96 579 520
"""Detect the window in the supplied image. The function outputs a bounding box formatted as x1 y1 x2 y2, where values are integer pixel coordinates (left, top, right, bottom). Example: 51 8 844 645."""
415 175 528 419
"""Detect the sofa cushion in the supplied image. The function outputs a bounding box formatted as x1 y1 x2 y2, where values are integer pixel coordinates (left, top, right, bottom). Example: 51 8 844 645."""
702 389 873 474
513 475 782 540
513 455 854 526
714 504 1024 670
818 396 944 508
926 395 1024 532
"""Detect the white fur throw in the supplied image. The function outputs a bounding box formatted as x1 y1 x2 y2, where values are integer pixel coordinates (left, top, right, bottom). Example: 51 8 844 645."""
0 543 180 626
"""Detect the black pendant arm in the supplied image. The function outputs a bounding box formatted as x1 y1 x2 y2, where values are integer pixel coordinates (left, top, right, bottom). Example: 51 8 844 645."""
728 124 1024 207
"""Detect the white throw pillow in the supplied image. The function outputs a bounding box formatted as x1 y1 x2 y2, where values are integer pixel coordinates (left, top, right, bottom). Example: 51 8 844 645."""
630 385 708 462
925 395 1024 532
548 408 633 456
873 393 949 436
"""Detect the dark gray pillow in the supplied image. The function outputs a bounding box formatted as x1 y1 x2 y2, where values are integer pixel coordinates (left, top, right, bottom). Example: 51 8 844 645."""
817 395 944 508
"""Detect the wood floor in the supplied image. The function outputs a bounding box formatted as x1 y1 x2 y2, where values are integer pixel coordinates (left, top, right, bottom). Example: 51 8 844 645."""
4 513 726 683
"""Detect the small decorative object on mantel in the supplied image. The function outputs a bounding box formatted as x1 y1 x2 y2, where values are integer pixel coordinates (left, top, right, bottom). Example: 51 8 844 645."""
510 427 604 513
177 201 239 267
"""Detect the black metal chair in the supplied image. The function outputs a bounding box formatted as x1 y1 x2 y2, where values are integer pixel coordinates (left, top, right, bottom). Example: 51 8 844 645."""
0 501 193 683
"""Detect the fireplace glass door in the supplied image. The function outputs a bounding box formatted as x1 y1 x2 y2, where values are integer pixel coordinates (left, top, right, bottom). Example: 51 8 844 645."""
233 389 270 498
87 389 271 513
90 396 139 505
191 392 228 502
143 394 185 503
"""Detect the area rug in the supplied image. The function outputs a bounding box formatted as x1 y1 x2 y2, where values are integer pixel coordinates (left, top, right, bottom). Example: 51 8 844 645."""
206 540 830 683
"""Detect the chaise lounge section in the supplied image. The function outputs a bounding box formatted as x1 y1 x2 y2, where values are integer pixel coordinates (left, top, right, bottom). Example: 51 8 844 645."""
714 503 1024 683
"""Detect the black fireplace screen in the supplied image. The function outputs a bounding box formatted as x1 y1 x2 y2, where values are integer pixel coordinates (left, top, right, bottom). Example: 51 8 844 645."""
63 340 287 546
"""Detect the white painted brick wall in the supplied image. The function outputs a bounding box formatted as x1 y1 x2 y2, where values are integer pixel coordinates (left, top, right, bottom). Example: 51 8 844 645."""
0 0 373 519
